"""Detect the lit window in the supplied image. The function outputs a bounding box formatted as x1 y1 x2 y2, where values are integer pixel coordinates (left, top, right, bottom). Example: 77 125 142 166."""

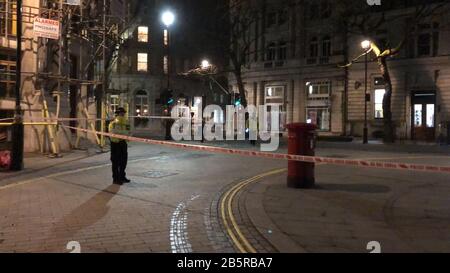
110 95 119 115
307 82 330 99
1 3 17 36
426 104 435 128
135 90 149 127
137 53 148 72
0 57 16 98
374 89 385 119
414 105 423 127
266 86 284 98
137 26 148 43
307 108 330 131
164 29 169 46
164 55 168 74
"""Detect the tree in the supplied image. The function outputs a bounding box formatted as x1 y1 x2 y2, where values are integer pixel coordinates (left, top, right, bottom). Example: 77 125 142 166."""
203 0 270 108
336 0 449 143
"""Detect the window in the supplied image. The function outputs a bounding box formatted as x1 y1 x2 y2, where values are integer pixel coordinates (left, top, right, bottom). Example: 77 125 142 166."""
309 37 318 58
414 105 422 127
278 9 288 25
164 29 169 46
417 33 431 56
266 86 284 99
307 108 330 131
163 55 168 74
374 89 385 119
0 1 17 36
278 42 287 60
309 3 319 20
137 53 148 72
135 90 149 127
306 82 331 131
137 26 148 43
266 12 277 28
265 86 286 132
320 1 331 18
322 36 331 57
109 95 120 116
307 82 330 99
426 104 435 128
416 23 439 57
266 42 276 61
0 58 16 98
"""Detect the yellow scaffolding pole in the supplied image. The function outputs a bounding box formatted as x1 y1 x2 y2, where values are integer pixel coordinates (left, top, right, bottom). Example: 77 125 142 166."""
43 100 59 156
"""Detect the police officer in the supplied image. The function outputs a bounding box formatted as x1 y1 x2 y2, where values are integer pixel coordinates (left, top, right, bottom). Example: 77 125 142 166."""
109 107 131 185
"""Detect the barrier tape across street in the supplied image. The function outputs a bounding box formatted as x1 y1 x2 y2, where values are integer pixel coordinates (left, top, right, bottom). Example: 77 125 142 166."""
61 125 450 174
6 116 179 122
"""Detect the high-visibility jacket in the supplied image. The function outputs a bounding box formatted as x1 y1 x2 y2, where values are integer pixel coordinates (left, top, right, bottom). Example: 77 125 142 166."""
108 117 130 143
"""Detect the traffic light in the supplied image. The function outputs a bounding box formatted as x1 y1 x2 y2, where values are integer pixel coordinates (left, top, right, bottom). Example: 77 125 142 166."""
160 89 174 107
234 93 241 106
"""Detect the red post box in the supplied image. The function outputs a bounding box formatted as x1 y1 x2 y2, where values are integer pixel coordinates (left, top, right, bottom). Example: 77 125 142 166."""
286 123 316 188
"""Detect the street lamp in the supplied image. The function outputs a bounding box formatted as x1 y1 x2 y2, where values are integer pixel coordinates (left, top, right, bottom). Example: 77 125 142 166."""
162 11 175 90
201 59 211 70
361 40 371 144
11 0 24 171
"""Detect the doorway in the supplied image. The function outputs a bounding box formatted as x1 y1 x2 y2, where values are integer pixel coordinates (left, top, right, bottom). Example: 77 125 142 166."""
411 91 436 141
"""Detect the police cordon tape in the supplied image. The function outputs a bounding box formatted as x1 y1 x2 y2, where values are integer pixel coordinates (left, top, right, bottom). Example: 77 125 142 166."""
60 125 450 174
8 116 179 122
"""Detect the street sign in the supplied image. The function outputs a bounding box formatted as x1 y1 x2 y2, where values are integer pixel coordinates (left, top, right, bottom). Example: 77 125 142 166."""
66 0 81 5
33 17 60 40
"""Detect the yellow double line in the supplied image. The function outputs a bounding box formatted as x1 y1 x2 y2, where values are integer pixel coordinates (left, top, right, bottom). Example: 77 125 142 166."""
220 168 286 253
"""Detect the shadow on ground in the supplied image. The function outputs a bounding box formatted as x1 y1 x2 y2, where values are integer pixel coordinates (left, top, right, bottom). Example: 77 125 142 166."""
315 183 391 194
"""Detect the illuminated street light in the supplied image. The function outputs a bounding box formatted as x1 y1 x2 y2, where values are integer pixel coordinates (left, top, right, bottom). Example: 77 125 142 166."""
161 10 175 101
201 59 211 70
361 40 371 51
161 11 175 27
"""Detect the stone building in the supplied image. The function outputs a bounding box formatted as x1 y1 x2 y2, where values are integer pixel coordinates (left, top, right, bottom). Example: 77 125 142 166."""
228 0 450 141
109 0 228 138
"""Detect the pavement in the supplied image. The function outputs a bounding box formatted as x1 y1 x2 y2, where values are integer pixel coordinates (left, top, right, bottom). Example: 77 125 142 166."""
0 139 449 253
238 149 450 253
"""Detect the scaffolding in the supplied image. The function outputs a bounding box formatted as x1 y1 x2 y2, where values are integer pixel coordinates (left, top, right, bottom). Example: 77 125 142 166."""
0 0 134 155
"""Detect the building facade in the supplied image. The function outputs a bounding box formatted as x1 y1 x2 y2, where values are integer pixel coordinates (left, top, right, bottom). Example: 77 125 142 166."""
228 0 450 141
109 0 228 138
0 0 129 153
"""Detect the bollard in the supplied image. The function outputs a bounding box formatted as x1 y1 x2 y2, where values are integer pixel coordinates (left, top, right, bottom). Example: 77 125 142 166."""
286 123 317 189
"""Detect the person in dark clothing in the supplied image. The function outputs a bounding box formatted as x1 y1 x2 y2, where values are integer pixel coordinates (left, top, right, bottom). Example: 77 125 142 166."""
109 107 131 185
